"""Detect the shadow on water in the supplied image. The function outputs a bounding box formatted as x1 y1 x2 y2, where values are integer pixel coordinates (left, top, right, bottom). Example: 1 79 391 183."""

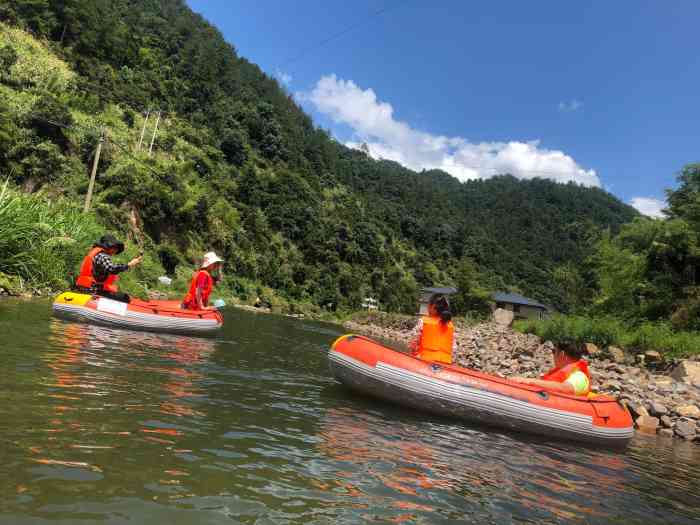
0 300 698 524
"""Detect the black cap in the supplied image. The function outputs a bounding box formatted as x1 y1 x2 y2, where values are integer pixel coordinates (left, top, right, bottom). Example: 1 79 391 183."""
96 234 124 254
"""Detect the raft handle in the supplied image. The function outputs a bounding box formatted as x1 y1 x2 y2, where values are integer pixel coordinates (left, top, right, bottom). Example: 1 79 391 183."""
537 390 549 400
431 363 442 373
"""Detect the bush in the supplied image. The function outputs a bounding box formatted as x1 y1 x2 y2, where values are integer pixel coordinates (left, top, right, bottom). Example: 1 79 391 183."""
514 314 700 358
0 180 102 291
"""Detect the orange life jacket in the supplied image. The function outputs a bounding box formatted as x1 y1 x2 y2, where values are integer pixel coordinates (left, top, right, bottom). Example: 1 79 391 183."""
75 247 119 293
541 359 591 393
183 269 214 310
417 315 454 364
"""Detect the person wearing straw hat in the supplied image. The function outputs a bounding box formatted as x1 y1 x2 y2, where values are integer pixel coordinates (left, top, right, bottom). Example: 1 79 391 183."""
182 252 224 310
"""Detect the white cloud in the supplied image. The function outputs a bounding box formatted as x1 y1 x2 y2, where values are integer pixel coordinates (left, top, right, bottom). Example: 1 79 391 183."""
558 99 583 112
630 197 666 218
275 69 293 86
300 75 600 186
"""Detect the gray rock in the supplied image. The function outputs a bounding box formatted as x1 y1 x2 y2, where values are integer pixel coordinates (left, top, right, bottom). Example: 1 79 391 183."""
674 404 700 418
649 402 668 417
660 415 673 428
674 420 697 440
629 403 649 418
658 428 674 438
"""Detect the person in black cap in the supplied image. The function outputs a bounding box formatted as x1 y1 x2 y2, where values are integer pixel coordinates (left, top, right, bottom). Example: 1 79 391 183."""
75 234 142 303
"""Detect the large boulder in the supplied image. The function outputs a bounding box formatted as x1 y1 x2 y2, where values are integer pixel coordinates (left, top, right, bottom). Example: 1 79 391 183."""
635 415 659 435
493 308 514 327
671 360 700 385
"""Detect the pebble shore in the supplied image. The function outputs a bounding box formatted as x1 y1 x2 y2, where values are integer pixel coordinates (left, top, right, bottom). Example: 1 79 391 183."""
343 316 700 443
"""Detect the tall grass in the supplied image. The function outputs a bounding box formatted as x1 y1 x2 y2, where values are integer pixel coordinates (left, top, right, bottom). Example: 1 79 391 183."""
514 314 700 358
0 180 102 291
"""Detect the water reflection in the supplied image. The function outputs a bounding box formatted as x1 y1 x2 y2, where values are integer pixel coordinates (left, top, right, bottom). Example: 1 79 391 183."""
315 404 700 524
1 305 699 524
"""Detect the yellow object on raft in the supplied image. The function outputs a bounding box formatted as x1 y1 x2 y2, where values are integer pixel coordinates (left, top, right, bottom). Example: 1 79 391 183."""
54 291 92 306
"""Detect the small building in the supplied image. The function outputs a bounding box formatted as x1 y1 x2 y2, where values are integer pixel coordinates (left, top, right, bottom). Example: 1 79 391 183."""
492 291 549 320
361 297 378 311
418 286 458 315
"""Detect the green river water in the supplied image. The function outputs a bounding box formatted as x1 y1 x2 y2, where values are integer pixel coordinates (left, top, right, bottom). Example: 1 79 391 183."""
0 299 699 524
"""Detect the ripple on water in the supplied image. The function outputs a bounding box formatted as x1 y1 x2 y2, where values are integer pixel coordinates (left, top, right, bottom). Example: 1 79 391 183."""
0 303 699 524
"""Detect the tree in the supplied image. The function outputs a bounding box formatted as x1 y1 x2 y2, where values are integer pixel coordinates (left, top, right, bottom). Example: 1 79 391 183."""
0 45 18 75
451 257 491 317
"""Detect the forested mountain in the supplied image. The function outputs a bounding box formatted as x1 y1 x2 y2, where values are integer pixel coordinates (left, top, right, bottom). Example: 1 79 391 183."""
0 0 638 312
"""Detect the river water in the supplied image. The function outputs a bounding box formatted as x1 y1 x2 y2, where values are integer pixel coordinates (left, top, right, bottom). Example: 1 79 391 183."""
0 299 698 524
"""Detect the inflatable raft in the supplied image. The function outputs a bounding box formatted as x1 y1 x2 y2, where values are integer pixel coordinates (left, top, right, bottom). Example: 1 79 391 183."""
52 292 223 335
329 335 634 446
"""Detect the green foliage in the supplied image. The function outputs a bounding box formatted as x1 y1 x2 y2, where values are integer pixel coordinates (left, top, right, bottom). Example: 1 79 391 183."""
0 180 102 290
1 4 641 314
0 44 17 74
551 262 589 313
451 257 491 317
514 315 700 358
516 315 624 350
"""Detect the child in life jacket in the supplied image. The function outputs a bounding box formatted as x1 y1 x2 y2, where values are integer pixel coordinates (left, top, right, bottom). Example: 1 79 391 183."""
510 345 591 395
409 294 456 365
182 252 224 310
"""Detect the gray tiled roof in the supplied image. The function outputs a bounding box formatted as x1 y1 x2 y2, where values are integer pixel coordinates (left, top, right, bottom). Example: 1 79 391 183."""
492 291 548 310
420 287 458 295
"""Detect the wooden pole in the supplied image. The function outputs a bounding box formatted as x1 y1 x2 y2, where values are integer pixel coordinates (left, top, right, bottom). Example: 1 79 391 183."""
137 110 150 151
148 111 161 156
84 128 104 213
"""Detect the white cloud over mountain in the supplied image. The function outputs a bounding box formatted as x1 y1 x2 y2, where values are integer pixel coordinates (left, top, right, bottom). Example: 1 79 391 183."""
300 75 600 187
630 197 666 218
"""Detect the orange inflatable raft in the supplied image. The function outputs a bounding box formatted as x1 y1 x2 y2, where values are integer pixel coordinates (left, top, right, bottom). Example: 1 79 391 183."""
52 292 223 335
329 334 634 446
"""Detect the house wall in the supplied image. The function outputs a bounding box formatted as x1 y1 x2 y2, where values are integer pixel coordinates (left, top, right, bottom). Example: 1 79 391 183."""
496 302 547 320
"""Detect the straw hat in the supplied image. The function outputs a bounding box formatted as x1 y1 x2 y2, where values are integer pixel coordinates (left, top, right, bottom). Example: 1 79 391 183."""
201 251 224 269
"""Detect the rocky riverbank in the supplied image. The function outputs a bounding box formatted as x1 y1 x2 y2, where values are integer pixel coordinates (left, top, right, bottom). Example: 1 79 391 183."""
343 315 700 443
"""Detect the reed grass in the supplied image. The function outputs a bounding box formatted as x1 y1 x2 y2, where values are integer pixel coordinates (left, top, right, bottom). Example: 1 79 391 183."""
0 179 102 291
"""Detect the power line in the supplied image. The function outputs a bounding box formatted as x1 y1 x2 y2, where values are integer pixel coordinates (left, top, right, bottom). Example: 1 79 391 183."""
281 1 405 67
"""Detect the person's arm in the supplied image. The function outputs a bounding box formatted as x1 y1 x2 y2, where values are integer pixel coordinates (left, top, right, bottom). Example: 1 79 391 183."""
94 252 129 276
509 377 576 395
94 253 142 275
408 318 423 355
194 272 210 310
195 286 204 310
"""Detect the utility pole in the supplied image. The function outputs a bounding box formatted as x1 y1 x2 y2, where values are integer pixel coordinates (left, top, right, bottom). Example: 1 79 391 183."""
84 128 104 213
148 110 161 156
137 110 150 151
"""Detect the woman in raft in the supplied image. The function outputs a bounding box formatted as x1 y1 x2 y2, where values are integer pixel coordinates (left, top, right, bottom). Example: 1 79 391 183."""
510 345 591 396
409 294 456 365
75 234 142 303
182 251 224 310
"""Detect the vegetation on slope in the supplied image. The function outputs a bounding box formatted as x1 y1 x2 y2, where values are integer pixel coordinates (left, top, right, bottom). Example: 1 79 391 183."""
0 1 639 314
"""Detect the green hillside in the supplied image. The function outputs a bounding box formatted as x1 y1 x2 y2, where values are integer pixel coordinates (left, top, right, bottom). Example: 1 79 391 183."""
0 1 638 312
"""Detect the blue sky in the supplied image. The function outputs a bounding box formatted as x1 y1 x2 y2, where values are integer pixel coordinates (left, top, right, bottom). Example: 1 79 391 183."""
186 0 700 217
